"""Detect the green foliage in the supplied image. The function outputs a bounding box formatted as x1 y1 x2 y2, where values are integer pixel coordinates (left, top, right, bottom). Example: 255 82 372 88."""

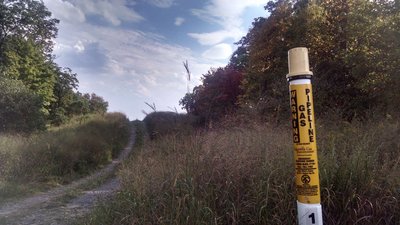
0 113 130 200
236 0 400 120
87 93 108 114
0 0 59 53
1 37 57 114
0 0 108 130
69 92 90 114
0 77 45 132
180 66 243 122
0 0 59 115
48 67 78 125
83 118 399 225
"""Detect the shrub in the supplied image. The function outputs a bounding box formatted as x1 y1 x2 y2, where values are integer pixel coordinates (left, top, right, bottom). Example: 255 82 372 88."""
0 77 46 133
0 113 131 200
143 111 198 139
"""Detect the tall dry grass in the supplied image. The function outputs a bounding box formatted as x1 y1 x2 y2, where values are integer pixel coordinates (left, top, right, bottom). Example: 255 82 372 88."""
84 118 400 225
0 112 131 201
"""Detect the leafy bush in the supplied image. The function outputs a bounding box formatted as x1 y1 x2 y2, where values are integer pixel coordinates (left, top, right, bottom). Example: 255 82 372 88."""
0 77 46 133
143 111 199 139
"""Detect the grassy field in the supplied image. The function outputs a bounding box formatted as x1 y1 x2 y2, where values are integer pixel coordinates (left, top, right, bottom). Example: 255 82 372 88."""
0 112 131 202
84 117 399 225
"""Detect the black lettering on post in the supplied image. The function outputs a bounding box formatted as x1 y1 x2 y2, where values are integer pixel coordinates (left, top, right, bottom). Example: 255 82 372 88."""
290 90 299 143
292 119 298 128
309 213 316 224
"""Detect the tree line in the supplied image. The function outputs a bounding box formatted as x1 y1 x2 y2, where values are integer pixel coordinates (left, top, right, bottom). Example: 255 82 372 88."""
0 0 108 133
180 0 400 122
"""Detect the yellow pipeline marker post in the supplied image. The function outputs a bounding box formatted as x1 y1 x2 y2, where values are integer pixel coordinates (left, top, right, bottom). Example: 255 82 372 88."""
287 47 323 225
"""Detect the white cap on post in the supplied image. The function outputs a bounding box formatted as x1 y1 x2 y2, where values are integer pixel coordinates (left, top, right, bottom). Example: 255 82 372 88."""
287 47 313 78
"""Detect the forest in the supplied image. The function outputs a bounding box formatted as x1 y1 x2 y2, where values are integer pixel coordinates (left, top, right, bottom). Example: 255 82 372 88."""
180 0 400 123
0 0 109 132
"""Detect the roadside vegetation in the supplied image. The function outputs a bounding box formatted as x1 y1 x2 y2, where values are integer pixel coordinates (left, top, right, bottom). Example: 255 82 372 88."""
83 116 399 225
0 0 130 202
0 112 130 202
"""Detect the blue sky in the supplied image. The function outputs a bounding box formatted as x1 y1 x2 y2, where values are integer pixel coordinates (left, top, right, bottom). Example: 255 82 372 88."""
43 0 269 120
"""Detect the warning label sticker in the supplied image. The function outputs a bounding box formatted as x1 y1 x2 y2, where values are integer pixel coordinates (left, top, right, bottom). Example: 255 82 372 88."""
290 83 321 204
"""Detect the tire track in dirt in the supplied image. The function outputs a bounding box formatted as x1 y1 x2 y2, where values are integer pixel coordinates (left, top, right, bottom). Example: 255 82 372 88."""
0 130 135 225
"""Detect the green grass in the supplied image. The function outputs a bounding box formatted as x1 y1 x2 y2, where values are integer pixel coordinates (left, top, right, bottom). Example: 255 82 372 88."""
0 112 131 202
83 118 399 225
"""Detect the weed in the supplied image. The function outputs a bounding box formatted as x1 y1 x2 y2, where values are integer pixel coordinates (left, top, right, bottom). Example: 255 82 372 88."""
84 118 399 225
0 113 130 201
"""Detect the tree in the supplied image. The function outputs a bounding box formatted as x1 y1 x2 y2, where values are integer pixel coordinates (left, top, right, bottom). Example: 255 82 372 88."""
88 93 108 114
0 0 60 116
49 67 78 125
237 0 400 119
238 0 294 118
0 0 59 54
1 37 57 115
0 77 45 132
0 0 113 128
180 66 243 121
67 92 90 116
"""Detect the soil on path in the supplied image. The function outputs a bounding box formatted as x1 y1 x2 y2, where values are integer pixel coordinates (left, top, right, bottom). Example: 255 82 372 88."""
0 130 135 225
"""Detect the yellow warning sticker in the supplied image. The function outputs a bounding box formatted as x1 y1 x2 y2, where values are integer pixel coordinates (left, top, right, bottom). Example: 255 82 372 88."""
290 83 321 204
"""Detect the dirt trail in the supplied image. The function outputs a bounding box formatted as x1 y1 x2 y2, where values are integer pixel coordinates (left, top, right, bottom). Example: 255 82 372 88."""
0 130 135 225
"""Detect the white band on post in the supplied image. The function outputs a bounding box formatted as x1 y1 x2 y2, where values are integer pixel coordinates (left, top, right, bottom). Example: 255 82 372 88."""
297 201 323 225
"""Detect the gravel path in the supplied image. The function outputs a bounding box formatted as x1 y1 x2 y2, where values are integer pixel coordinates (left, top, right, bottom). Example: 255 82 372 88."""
0 130 135 225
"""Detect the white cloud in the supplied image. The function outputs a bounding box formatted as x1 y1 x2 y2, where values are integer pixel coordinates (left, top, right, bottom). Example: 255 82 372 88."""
174 17 185 26
68 0 144 26
44 0 233 119
193 0 266 27
146 0 175 8
190 0 267 45
188 29 242 46
43 0 85 23
73 41 85 53
202 43 233 60
50 21 213 116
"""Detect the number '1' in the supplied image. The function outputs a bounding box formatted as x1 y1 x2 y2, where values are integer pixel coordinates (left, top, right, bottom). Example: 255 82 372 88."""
309 213 315 224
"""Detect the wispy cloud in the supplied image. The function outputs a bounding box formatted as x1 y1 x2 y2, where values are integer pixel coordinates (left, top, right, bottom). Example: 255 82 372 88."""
174 17 185 26
44 0 86 23
192 0 266 28
202 43 233 60
145 0 175 8
62 0 144 26
188 0 267 62
73 40 85 53
47 6 223 118
188 29 242 46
